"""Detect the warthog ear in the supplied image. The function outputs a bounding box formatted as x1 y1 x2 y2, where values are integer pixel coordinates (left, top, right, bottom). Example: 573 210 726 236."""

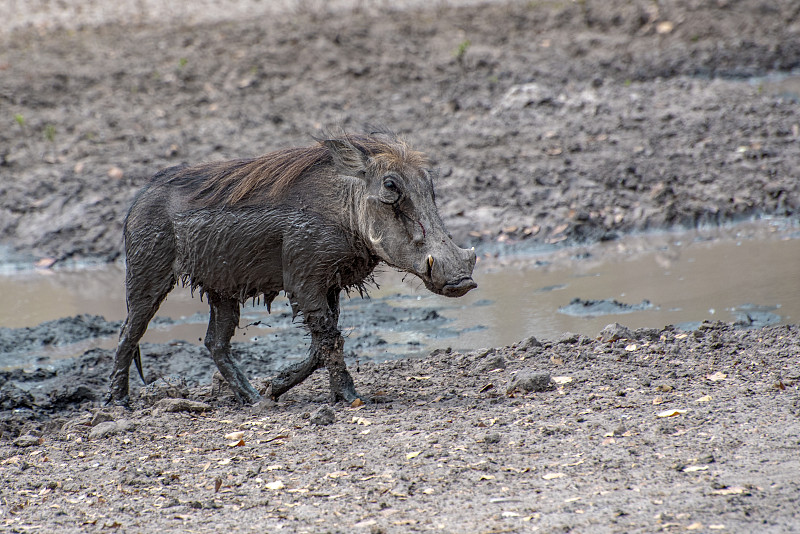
323 138 368 178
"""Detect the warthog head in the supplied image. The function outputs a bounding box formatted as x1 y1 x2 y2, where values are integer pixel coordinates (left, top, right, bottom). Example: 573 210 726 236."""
324 135 477 297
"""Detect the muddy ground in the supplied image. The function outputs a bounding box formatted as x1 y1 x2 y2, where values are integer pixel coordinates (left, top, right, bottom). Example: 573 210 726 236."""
1 0 800 532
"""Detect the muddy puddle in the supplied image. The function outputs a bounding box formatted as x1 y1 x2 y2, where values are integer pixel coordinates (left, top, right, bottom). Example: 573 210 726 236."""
1 221 798 370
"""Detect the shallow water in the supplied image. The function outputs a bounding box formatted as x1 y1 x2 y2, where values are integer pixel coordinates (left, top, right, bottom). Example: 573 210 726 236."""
1 221 799 367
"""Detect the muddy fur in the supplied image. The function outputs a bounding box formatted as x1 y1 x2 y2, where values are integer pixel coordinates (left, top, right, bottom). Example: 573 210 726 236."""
108 132 476 406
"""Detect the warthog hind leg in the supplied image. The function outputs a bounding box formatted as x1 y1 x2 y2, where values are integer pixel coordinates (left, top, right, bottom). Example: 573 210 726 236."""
205 293 262 405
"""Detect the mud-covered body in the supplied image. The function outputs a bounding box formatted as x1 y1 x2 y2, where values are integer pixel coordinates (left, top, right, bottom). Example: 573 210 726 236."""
108 132 476 405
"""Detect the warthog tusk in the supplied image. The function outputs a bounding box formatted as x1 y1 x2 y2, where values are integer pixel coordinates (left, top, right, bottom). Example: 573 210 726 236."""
427 255 434 272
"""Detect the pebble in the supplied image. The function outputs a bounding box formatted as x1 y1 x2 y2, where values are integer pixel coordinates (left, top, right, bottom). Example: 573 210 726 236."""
89 419 134 440
13 434 41 447
507 371 553 394
155 398 212 413
310 405 336 426
484 432 501 444
517 335 542 351
599 323 634 342
91 410 114 427
475 353 506 372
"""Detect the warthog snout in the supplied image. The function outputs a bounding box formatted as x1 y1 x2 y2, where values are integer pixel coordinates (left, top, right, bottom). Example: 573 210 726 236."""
417 245 477 298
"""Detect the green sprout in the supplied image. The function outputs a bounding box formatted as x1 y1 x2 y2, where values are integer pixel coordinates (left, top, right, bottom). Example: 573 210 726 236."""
454 39 471 62
43 124 56 143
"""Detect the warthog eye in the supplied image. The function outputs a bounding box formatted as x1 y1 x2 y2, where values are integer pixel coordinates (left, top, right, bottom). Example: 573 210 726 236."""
383 178 398 192
380 175 403 205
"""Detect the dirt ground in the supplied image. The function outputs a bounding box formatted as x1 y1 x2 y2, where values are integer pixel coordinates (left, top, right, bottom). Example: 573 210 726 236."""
2 0 800 532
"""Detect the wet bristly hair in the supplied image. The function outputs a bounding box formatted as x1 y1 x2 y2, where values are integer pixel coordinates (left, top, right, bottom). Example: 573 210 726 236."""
170 131 429 207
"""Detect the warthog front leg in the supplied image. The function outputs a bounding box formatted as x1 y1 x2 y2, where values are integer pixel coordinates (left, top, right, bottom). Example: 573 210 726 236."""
268 329 358 403
319 331 359 404
205 293 262 405
267 349 322 400
269 287 359 403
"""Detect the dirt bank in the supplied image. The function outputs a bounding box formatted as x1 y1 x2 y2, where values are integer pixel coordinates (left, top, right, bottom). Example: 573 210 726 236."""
2 322 799 532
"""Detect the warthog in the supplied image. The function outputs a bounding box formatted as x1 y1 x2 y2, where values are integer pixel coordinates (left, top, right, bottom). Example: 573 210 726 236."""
107 131 477 406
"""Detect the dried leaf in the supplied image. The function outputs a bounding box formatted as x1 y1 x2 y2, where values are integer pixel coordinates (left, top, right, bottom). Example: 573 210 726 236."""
350 398 365 408
695 395 713 403
686 522 703 530
227 439 245 448
406 376 432 381
552 376 573 385
683 465 709 473
35 257 56 269
625 344 638 352
706 372 727 382
656 409 688 418
711 486 745 496
224 431 244 441
542 472 566 480
352 417 372 426
656 21 674 34
217 458 232 466
214 477 222 493
652 396 665 405
479 474 495 481
406 451 421 460
264 480 285 490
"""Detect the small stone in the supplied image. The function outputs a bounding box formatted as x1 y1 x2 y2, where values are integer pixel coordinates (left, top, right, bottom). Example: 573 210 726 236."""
517 336 542 351
475 353 506 372
13 434 41 448
599 323 634 342
557 332 581 344
210 371 233 398
91 411 114 427
484 432 501 444
310 405 336 426
140 375 190 405
507 371 553 394
89 419 134 440
155 398 212 413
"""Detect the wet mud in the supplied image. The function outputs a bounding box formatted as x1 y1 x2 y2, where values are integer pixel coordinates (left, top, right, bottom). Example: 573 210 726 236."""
558 297 655 317
2 0 800 532
2 0 799 263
